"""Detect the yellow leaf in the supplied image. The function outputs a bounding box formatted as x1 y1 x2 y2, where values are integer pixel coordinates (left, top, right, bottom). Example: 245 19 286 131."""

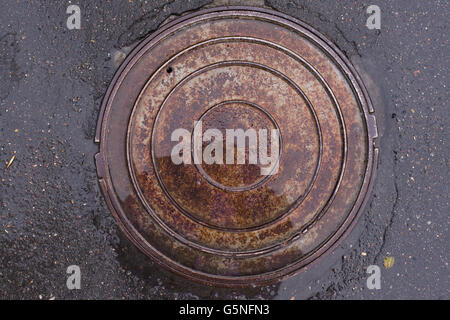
383 256 395 269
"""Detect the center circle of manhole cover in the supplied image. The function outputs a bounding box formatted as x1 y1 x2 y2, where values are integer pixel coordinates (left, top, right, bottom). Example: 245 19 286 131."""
95 6 378 286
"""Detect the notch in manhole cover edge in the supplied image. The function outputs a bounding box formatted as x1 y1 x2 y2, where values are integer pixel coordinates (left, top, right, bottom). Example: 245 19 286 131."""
95 6 378 287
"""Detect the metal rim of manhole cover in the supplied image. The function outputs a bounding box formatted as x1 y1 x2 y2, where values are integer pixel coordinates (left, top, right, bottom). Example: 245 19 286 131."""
95 6 378 287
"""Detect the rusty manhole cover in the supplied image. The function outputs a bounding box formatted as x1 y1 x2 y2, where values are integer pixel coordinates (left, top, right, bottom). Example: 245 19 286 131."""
95 6 378 286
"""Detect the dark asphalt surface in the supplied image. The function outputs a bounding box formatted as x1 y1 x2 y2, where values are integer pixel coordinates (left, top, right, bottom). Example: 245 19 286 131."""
0 0 448 299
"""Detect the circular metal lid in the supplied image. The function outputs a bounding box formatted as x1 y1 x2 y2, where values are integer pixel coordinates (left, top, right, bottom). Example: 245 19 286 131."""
95 6 378 286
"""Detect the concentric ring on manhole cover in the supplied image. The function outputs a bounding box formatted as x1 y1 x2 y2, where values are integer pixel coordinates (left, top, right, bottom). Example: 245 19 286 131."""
95 6 378 287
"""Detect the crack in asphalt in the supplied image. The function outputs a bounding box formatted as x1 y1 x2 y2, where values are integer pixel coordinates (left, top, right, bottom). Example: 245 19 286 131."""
374 151 400 263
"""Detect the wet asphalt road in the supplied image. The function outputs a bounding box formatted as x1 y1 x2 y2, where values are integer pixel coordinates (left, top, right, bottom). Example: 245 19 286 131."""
0 0 448 300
